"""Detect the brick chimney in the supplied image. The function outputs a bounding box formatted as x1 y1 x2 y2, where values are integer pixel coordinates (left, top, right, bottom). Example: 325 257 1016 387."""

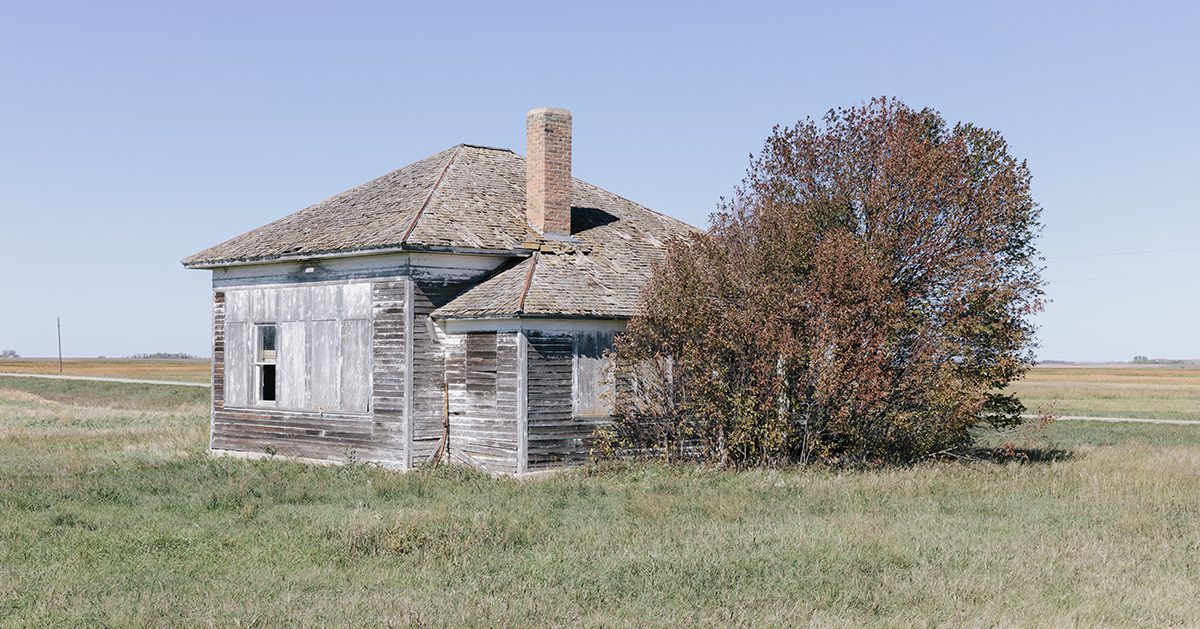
525 107 572 236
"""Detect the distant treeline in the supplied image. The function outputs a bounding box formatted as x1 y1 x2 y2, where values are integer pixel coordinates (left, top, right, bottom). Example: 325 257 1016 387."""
1039 357 1200 366
1132 356 1198 365
125 353 201 360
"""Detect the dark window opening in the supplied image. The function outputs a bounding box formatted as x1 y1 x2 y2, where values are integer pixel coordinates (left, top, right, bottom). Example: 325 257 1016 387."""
260 364 277 401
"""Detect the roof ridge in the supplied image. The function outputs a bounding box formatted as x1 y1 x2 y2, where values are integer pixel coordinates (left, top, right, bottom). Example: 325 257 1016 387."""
460 143 514 153
400 145 462 244
515 251 540 313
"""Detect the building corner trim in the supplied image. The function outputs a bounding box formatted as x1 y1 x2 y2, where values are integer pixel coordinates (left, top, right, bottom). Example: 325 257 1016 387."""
516 331 528 474
403 277 415 469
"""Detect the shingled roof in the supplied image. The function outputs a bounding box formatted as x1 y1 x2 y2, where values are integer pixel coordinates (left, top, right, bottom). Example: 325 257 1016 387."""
184 144 697 319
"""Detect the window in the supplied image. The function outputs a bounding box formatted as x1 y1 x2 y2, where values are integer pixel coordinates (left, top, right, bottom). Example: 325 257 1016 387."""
573 331 615 417
256 324 278 403
224 285 371 413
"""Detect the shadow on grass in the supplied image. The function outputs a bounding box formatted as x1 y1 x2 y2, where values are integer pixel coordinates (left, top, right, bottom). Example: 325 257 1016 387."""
932 445 1075 465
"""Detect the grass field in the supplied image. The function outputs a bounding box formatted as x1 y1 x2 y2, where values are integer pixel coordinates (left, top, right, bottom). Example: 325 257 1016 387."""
2 375 1200 625
1007 365 1200 421
3 359 1197 423
0 358 210 383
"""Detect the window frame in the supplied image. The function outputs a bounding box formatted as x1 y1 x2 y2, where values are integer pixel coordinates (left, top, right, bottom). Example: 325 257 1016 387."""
254 323 279 406
572 332 616 418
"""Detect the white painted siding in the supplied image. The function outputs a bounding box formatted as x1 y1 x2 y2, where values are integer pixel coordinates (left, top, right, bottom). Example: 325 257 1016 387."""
223 281 373 414
280 321 308 408
225 322 251 407
343 283 371 320
341 319 371 413
278 286 308 322
310 319 340 410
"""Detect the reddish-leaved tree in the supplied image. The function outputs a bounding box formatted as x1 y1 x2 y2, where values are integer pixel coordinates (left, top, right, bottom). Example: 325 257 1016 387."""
601 98 1044 467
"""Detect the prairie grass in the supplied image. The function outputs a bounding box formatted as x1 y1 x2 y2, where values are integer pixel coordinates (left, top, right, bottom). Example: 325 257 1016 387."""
1008 365 1200 421
0 358 211 383
2 377 1200 626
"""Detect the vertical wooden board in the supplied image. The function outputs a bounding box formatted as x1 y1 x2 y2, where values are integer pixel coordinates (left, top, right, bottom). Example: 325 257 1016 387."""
310 284 341 320
280 321 308 409
340 319 370 413
574 331 616 416
517 332 528 474
251 287 278 322
225 322 250 406
278 286 308 322
343 283 371 320
310 319 340 410
226 290 250 323
208 275 416 469
403 278 415 467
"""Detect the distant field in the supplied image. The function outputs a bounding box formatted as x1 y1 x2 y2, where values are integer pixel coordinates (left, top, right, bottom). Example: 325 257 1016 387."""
0 361 1191 421
2 376 1200 625
0 358 210 384
1008 365 1200 421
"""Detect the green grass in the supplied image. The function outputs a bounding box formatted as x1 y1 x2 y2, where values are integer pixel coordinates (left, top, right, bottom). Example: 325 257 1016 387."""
2 378 1200 625
0 376 208 412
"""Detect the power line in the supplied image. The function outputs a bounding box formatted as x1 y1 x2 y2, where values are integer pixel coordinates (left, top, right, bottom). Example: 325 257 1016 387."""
1053 271 1200 283
1047 246 1200 260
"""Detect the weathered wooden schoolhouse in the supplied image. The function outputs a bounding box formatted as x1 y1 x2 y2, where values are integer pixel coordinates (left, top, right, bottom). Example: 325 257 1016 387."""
183 108 695 474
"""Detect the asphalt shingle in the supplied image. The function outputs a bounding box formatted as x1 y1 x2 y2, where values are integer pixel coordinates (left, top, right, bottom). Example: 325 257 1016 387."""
183 144 697 319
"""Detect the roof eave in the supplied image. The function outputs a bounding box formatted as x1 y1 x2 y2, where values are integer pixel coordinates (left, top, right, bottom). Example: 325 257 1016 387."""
432 312 632 322
181 243 536 270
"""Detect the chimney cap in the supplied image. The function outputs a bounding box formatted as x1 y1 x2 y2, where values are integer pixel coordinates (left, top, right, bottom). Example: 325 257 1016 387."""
527 106 572 118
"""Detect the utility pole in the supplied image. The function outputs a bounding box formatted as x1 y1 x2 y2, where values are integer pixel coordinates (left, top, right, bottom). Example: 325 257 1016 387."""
57 317 63 374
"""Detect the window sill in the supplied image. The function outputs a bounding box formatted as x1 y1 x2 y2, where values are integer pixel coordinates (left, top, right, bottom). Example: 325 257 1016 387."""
221 404 372 419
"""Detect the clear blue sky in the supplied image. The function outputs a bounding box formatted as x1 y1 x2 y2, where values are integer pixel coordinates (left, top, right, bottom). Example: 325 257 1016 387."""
1 0 1197 361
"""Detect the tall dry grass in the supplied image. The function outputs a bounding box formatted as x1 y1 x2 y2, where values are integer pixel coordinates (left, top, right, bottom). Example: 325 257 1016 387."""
1008 366 1200 420
0 358 210 383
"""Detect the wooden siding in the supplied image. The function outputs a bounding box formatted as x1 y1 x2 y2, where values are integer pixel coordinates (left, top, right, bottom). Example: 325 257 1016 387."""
222 283 372 414
525 331 609 470
279 320 307 408
207 255 620 473
224 321 251 407
409 280 453 461
446 332 521 474
341 320 371 413
368 279 409 465
210 291 225 450
210 278 406 466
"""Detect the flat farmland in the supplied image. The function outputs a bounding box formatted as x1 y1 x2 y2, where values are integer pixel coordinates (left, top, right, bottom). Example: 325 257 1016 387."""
1008 365 1200 421
3 376 1200 625
0 358 210 384
2 361 1191 422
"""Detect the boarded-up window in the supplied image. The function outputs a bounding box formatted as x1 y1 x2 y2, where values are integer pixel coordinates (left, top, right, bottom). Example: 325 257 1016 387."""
464 332 498 394
573 331 615 417
223 283 372 413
